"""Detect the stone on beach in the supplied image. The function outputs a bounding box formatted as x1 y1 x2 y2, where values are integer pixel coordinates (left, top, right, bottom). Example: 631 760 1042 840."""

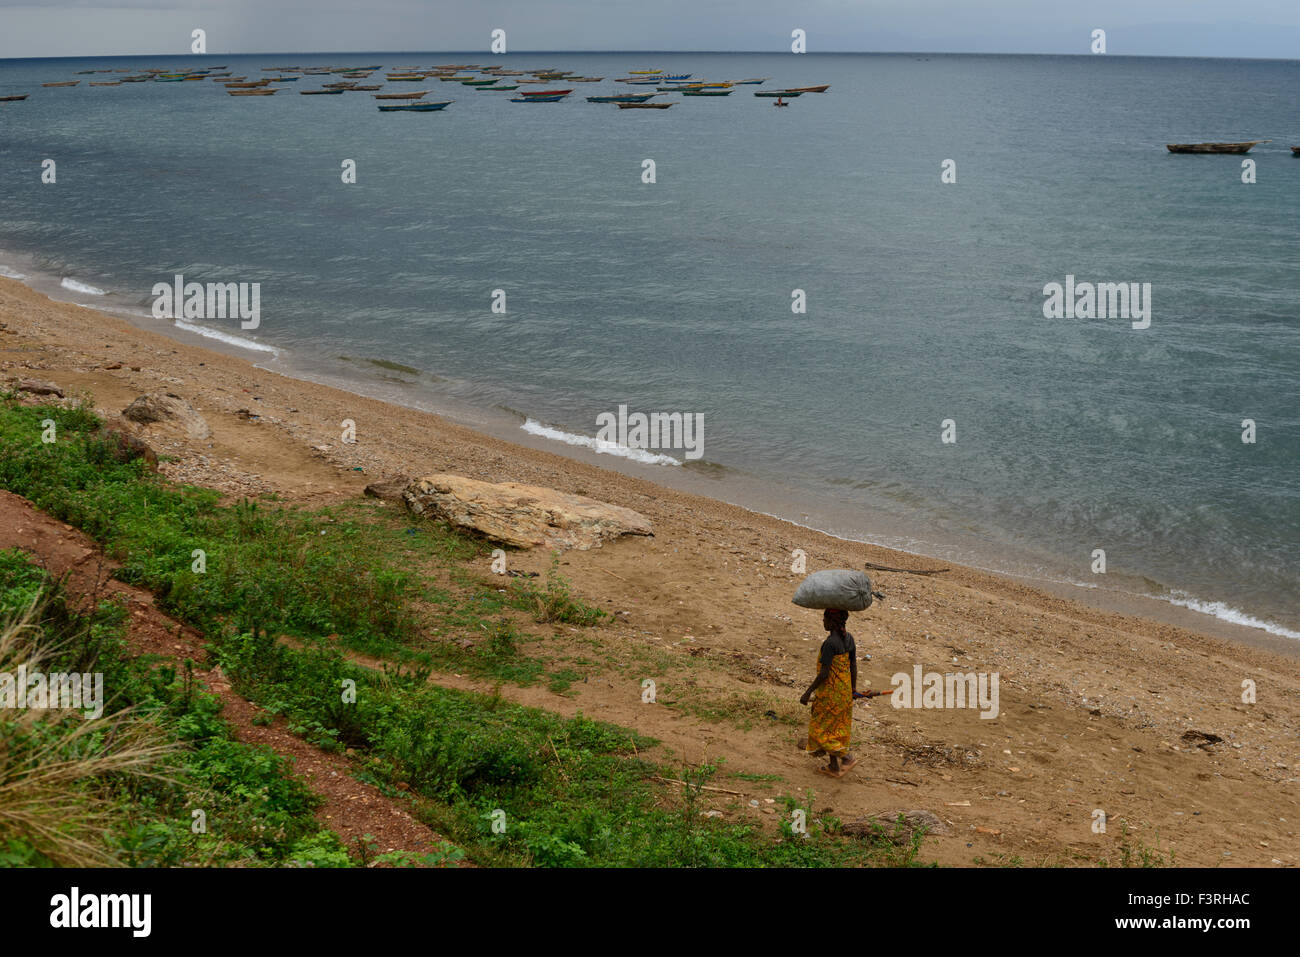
364 476 413 502
96 417 159 471
403 473 653 550
121 392 211 440
16 378 64 397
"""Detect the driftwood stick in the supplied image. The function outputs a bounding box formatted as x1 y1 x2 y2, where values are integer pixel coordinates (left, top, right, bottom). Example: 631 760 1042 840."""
655 776 743 796
596 566 631 583
864 561 949 576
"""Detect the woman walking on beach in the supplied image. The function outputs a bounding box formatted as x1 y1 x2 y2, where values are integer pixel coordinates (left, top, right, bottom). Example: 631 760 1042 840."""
799 608 858 778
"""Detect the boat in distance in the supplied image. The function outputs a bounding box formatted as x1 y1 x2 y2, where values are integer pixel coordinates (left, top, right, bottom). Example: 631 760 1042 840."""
755 89 804 97
0 94 29 101
228 89 277 96
373 90 429 99
510 93 568 102
518 88 574 96
618 102 673 109
785 85 831 93
378 100 452 112
1165 140 1269 154
587 93 657 103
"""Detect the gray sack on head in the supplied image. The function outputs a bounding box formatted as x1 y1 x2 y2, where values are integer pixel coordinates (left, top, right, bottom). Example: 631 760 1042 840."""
792 569 876 611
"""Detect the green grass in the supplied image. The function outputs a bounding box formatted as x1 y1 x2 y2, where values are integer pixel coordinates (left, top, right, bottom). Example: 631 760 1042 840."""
0 397 931 867
0 550 351 867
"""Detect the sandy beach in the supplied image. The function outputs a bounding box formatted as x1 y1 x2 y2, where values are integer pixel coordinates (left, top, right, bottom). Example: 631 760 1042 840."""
2 274 1297 867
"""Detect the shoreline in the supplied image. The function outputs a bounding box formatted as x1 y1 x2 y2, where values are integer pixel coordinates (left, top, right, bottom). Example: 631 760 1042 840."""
3 262 1296 654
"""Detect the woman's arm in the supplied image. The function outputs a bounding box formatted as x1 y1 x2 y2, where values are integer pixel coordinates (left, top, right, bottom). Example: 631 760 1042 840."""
800 660 832 705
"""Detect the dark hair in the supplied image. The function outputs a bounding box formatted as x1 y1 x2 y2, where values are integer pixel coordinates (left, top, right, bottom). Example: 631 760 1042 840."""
824 608 849 627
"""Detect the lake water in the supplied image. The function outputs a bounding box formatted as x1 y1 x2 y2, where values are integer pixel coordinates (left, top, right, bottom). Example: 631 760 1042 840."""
1 51 1297 637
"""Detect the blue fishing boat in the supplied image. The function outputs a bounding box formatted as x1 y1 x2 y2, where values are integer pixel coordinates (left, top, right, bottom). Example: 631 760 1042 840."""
377 100 452 112
509 93 567 102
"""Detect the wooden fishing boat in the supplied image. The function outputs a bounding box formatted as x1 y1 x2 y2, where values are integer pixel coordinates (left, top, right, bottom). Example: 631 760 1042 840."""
755 89 803 97
570 77 604 82
0 94 29 102
735 78 768 84
1166 141 1268 154
681 89 732 96
322 82 358 89
1292 146 1300 155
43 81 79 87
629 69 662 75
377 100 451 112
660 74 692 81
228 89 277 96
350 85 382 91
270 76 300 82
89 81 121 86
617 102 673 109
519 88 572 96
301 88 346 95
785 85 830 93
477 85 520 91
373 90 429 99
225 81 270 88
461 79 499 86
510 93 568 102
587 93 657 103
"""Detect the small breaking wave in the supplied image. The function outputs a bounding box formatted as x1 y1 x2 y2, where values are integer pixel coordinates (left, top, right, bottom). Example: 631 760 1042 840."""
173 319 280 355
60 277 107 295
1156 591 1300 640
521 418 682 466
0 265 28 280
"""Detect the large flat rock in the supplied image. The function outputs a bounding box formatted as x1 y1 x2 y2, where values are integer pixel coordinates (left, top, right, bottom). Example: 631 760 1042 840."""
403 473 653 551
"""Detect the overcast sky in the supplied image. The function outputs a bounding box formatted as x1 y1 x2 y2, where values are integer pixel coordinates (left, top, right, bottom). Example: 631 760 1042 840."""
2 0 1298 60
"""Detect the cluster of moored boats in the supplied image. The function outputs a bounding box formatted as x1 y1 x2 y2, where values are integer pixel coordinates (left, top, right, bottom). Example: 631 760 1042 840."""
0 63 833 111
4 66 1298 149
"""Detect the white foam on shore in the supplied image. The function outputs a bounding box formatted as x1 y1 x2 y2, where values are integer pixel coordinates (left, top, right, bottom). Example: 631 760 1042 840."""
521 418 682 466
60 277 107 295
0 265 27 280
1156 591 1300 640
173 319 280 355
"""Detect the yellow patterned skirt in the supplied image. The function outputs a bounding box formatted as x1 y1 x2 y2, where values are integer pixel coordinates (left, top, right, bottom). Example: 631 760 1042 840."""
806 652 852 756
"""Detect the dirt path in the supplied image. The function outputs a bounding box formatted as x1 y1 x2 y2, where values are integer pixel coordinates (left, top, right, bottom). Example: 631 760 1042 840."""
0 490 463 865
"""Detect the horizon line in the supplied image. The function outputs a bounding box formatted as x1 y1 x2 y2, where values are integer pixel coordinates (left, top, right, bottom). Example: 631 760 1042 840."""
3 49 1300 64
